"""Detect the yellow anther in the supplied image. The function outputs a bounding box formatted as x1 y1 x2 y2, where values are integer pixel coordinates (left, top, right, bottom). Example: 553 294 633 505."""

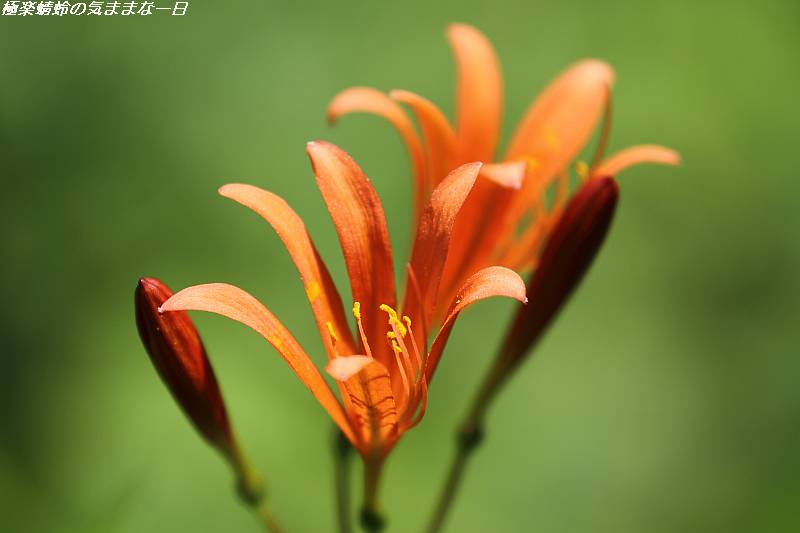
379 303 398 320
325 321 338 344
391 340 402 355
402 315 412 330
386 331 396 340
380 303 407 337
352 301 361 321
575 160 589 179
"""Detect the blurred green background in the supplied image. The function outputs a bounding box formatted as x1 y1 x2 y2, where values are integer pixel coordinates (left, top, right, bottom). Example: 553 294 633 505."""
2 0 799 531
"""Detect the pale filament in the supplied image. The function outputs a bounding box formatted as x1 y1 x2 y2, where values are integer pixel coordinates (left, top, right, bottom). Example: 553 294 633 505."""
380 304 424 422
352 301 374 359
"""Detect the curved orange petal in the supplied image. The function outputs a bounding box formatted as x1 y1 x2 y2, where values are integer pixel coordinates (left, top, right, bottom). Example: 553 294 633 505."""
403 162 482 347
437 161 528 312
160 283 356 443
306 141 397 368
488 60 615 271
327 356 398 456
425 266 527 383
447 23 503 163
593 145 681 177
327 87 427 222
390 89 457 188
219 184 357 358
505 59 614 165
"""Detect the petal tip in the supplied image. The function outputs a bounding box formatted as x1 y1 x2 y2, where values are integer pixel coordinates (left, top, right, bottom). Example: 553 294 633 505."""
158 294 180 313
137 277 171 307
574 58 616 86
217 183 236 197
138 276 157 289
306 139 339 161
446 22 479 38
387 88 409 101
666 149 682 166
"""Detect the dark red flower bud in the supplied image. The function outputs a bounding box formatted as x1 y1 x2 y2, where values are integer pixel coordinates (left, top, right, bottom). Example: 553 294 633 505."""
499 176 619 369
135 277 234 455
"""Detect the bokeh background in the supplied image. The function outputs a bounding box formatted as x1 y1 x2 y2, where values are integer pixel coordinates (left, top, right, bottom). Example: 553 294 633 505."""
2 0 799 531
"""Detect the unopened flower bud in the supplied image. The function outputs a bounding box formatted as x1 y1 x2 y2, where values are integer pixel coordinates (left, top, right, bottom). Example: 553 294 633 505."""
135 277 234 456
499 176 619 369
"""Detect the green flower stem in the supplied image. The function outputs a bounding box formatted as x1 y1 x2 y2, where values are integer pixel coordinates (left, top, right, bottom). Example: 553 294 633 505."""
333 427 354 533
229 441 284 533
360 456 386 532
424 362 508 533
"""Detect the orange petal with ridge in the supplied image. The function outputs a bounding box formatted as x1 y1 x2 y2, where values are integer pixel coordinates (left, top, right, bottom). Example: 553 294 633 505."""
403 162 482 348
327 87 427 222
448 23 503 163
480 60 614 277
390 89 457 189
437 160 528 311
426 266 527 383
160 283 356 443
505 59 614 166
219 184 357 358
306 141 397 368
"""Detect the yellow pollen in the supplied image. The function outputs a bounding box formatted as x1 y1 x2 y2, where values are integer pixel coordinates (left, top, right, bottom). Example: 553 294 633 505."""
379 303 407 337
305 281 321 302
402 315 412 330
379 303 398 320
386 331 396 340
352 301 361 321
325 321 338 344
575 160 589 179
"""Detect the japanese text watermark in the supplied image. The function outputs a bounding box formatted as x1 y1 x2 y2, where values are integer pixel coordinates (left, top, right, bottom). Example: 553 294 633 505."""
1 1 188 16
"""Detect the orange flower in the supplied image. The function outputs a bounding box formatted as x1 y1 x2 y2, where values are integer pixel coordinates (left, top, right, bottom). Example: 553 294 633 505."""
328 23 680 319
159 141 526 460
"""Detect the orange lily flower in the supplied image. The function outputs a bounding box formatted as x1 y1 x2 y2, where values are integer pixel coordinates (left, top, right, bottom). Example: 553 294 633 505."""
159 141 526 460
328 23 680 318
